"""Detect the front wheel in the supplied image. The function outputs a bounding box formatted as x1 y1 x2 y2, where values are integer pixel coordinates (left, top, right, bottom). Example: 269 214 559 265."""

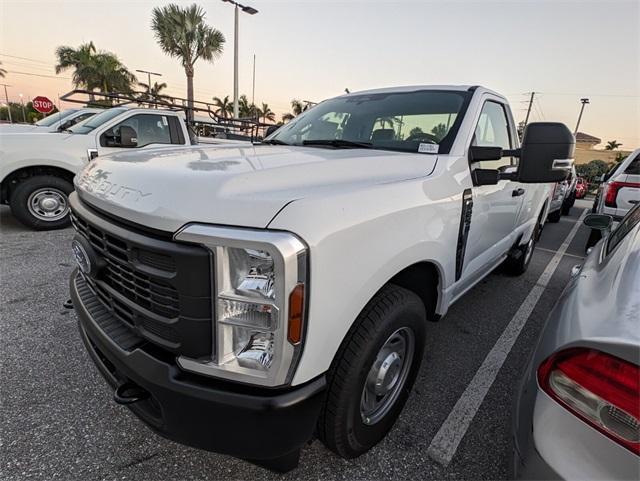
317 284 426 458
9 175 73 230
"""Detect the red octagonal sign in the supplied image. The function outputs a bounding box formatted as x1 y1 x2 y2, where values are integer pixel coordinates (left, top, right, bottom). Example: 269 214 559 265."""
32 96 54 114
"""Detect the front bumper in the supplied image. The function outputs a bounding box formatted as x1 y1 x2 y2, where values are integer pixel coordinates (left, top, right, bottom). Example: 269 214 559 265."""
70 270 325 466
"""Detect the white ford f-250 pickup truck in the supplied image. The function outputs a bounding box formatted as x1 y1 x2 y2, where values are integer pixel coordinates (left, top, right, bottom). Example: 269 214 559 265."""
0 107 200 230
0 107 102 133
68 85 573 471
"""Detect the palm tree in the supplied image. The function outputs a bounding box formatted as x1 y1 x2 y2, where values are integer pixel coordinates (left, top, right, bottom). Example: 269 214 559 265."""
55 42 98 89
55 42 135 94
92 53 137 93
291 99 305 115
259 102 275 123
605 140 622 150
282 113 295 123
238 94 255 118
151 3 225 121
212 95 233 118
0 61 6 78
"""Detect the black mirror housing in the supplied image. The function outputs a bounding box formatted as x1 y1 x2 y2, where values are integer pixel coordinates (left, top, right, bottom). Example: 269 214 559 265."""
469 146 502 162
472 168 500 186
583 213 613 231
518 122 574 183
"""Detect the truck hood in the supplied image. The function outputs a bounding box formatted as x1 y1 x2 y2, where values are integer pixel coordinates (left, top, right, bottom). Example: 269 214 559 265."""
75 144 437 232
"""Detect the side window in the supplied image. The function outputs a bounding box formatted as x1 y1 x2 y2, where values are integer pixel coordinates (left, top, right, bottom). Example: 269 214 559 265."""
606 205 640 256
103 114 172 148
625 156 640 175
472 101 513 170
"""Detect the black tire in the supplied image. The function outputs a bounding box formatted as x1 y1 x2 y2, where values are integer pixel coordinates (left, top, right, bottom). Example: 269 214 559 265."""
317 284 426 458
547 208 561 223
561 193 574 215
504 209 542 275
9 175 73 230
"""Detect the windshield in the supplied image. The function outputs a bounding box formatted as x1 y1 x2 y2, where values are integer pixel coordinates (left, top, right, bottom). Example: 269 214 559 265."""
68 108 126 134
35 109 77 127
267 90 470 154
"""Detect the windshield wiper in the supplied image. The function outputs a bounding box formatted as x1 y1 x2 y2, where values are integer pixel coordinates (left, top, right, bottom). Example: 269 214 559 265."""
302 139 372 149
261 138 290 145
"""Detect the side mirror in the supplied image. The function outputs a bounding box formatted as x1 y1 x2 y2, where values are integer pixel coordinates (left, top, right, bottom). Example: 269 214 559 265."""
583 213 613 231
517 122 574 183
472 168 500 186
119 125 138 147
469 146 502 162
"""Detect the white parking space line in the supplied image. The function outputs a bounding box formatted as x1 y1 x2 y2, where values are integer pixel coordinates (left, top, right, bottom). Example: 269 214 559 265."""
426 209 588 467
535 246 584 260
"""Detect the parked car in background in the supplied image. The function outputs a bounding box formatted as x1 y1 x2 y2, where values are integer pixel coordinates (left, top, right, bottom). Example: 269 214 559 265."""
561 165 578 215
514 203 640 480
575 176 588 199
587 149 640 250
0 108 102 133
0 107 245 230
594 149 640 221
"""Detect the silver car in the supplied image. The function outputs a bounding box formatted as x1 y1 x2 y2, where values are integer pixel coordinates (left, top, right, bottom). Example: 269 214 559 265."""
513 204 640 480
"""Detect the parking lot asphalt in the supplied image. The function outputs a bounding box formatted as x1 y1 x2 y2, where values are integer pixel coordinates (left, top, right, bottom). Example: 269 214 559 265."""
0 200 593 481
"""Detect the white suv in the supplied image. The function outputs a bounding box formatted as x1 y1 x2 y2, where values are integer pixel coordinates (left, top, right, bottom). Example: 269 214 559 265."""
597 148 640 220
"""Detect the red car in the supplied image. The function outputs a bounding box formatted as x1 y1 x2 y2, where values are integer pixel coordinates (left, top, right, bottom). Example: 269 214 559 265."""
575 176 588 198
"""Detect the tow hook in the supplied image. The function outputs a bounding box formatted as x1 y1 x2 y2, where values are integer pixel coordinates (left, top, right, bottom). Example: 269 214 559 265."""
113 381 150 405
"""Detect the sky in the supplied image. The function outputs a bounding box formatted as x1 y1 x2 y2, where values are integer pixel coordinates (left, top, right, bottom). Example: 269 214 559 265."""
1 0 638 148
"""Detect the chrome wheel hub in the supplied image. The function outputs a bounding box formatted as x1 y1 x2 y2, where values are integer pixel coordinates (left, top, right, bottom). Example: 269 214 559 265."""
27 188 69 222
361 327 415 426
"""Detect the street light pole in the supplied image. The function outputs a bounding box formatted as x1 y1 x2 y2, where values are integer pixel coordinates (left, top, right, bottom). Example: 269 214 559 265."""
1 84 12 123
233 4 239 118
19 93 26 123
574 98 590 135
221 0 258 119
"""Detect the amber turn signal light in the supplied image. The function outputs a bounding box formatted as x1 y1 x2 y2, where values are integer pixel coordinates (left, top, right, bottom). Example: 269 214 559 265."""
287 283 305 344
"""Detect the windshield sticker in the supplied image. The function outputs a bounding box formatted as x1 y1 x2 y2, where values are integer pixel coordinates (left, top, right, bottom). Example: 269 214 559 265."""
418 143 439 154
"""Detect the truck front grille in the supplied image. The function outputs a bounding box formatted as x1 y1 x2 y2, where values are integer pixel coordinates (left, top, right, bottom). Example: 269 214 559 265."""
70 196 213 358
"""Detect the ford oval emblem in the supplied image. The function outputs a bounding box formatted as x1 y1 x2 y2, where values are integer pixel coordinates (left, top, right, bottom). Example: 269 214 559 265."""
72 239 92 275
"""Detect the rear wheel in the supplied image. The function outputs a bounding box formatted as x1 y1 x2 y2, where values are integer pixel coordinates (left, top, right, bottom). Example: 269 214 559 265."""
504 209 542 276
317 284 426 458
9 175 73 230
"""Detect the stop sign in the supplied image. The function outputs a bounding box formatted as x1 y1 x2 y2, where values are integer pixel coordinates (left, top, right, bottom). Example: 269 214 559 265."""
32 96 54 114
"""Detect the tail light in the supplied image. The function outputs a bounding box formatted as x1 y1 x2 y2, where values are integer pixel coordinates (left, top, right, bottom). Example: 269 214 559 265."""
604 181 640 208
538 348 639 455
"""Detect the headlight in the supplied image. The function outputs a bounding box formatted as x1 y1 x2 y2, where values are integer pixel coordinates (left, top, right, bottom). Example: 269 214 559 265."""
173 224 308 387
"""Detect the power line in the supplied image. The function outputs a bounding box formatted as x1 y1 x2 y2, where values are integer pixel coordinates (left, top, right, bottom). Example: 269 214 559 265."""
0 53 53 65
6 70 71 80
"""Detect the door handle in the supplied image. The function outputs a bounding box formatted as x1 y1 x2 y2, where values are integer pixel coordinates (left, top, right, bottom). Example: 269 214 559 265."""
512 188 526 197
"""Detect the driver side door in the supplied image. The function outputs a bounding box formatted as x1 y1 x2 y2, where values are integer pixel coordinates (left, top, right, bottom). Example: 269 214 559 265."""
457 99 523 290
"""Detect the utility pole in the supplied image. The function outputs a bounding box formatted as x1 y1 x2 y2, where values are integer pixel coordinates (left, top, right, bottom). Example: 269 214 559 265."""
574 98 590 135
1 84 12 123
523 92 536 127
136 69 162 107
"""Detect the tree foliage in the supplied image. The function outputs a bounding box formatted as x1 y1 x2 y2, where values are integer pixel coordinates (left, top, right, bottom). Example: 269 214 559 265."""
55 42 136 93
151 3 225 119
605 140 622 150
576 159 610 182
